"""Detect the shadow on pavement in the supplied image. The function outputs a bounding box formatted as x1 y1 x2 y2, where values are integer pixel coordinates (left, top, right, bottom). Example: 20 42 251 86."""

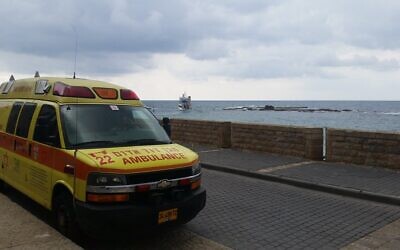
0 186 217 249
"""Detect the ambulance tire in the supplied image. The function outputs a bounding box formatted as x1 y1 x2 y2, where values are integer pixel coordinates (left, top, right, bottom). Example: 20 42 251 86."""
53 192 82 243
0 179 7 192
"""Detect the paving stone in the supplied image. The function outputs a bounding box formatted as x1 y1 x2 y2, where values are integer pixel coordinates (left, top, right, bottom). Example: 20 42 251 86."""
0 185 230 250
183 143 304 171
0 192 79 249
190 143 400 201
186 169 400 249
271 162 400 197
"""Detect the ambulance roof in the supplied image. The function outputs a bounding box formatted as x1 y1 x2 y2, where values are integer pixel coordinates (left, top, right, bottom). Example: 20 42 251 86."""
0 76 143 105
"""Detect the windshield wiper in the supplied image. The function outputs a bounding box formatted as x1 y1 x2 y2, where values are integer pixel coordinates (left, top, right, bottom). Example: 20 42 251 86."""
72 140 116 148
120 139 171 146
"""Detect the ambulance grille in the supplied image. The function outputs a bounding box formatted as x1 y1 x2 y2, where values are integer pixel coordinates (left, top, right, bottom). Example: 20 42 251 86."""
127 167 192 185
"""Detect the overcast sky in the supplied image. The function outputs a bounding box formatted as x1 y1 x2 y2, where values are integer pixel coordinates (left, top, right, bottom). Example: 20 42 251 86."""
1 0 399 100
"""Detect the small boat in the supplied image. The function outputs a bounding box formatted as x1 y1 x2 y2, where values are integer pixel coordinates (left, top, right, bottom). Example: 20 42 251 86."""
178 93 192 111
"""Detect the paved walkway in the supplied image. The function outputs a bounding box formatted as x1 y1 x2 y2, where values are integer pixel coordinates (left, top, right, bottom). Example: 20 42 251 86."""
181 142 400 249
0 191 79 249
183 143 400 206
0 182 228 249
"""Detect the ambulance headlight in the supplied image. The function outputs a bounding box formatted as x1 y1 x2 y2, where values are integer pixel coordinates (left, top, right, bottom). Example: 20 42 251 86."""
87 173 127 186
192 162 201 175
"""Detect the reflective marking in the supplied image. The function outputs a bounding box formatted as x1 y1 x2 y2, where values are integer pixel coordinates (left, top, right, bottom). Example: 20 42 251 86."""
257 161 314 173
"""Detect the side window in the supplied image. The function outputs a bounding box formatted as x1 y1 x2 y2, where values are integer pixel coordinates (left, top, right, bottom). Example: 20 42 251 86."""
33 105 60 147
6 102 23 134
16 103 37 138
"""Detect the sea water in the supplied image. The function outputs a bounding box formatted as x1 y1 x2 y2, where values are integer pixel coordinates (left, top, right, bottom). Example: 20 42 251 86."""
143 100 400 133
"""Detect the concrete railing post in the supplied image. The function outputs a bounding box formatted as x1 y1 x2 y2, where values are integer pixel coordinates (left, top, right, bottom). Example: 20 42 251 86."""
304 128 324 161
219 122 231 148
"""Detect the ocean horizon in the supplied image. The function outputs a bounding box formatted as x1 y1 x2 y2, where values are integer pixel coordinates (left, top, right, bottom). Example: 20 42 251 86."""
143 100 400 133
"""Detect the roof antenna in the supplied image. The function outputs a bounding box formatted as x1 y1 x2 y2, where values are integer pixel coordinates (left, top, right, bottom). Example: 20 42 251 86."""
73 26 78 79
34 71 40 78
9 75 15 81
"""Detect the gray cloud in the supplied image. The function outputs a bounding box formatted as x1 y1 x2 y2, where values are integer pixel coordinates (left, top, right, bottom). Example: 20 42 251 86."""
0 0 399 79
316 54 399 71
0 1 188 55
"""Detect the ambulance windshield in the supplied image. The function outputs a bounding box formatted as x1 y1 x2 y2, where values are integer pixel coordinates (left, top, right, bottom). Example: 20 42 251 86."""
60 104 171 149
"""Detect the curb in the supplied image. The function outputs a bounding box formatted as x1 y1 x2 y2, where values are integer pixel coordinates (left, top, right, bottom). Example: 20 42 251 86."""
201 162 400 206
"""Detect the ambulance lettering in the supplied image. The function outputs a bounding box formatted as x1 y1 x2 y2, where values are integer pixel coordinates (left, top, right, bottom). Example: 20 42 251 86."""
162 147 180 153
112 149 141 157
88 150 115 166
142 148 161 154
121 153 187 165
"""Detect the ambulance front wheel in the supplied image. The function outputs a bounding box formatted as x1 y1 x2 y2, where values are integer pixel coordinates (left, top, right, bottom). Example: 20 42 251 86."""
0 179 7 192
53 192 82 242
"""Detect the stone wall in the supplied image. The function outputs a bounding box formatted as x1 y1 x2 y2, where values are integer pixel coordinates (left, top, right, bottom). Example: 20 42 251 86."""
231 123 323 160
326 129 400 169
170 119 231 148
168 119 400 168
170 119 322 160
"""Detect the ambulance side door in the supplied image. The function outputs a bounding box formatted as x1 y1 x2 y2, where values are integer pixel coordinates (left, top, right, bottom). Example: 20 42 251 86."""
12 102 37 195
0 101 12 182
4 101 24 189
30 104 61 207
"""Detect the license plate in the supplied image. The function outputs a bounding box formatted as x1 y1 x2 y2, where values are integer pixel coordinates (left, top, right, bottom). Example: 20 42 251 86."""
158 208 178 224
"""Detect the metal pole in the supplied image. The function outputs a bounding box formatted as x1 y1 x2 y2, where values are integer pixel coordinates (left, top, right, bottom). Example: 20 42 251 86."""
323 127 327 161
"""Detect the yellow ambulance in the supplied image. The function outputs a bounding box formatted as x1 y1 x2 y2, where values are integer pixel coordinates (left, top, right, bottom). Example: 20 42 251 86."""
0 73 206 238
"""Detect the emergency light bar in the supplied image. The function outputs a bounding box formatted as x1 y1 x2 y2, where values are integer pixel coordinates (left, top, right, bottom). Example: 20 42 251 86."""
120 89 140 100
93 87 118 99
53 82 95 98
53 82 139 100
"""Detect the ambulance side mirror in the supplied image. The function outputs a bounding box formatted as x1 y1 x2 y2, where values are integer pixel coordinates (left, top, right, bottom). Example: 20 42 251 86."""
162 117 171 137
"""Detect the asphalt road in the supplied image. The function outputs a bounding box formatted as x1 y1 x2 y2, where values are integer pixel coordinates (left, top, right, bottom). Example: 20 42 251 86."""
2 169 400 249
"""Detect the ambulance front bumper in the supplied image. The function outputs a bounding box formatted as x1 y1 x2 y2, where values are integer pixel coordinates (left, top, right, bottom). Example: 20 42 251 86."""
74 187 206 237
